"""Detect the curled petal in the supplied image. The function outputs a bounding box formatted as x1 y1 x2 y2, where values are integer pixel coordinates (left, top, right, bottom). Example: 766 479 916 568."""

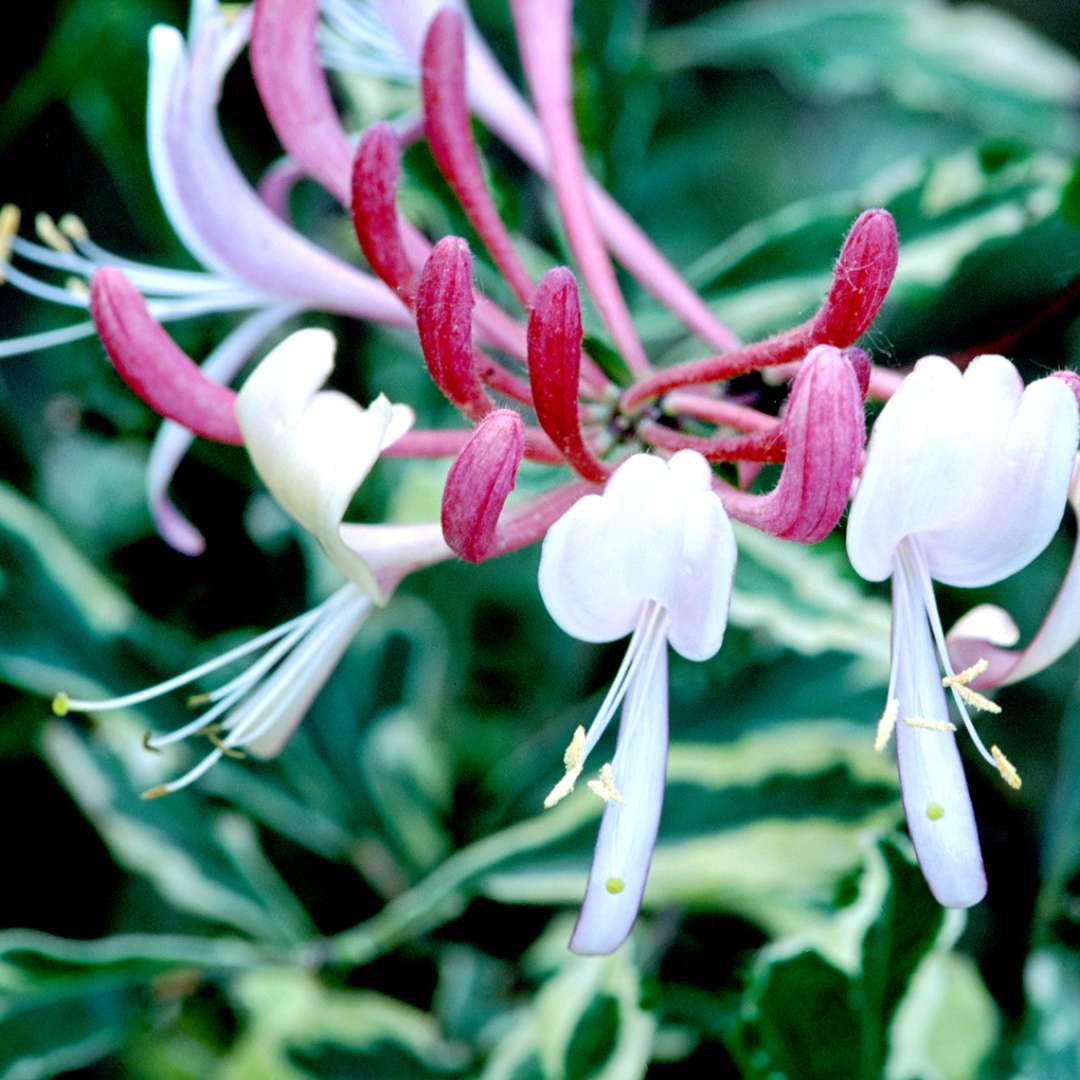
149 18 405 323
570 645 668 955
90 267 243 444
421 10 533 306
250 0 353 206
147 304 299 554
721 345 865 543
527 269 608 482
416 238 493 418
848 356 1078 585
539 451 735 659
812 209 899 345
441 409 525 562
235 328 414 602
352 124 416 305
948 462 1080 687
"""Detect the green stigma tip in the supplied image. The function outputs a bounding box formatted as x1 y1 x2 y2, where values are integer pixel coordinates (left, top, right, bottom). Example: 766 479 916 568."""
926 802 945 821
605 877 625 895
51 692 69 717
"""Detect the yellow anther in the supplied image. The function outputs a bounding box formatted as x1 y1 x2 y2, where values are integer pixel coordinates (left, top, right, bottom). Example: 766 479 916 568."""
605 877 625 895
543 725 586 809
141 731 161 753
140 784 171 801
587 762 625 805
58 213 88 243
943 658 1001 714
35 212 73 255
945 658 989 684
0 204 20 283
208 733 246 759
902 716 957 733
65 276 89 299
187 692 211 707
874 698 898 752
51 692 70 717
991 744 1022 790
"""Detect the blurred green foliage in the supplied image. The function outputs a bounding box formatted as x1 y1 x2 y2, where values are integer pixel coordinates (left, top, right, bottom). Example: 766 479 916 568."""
2 0 1080 1077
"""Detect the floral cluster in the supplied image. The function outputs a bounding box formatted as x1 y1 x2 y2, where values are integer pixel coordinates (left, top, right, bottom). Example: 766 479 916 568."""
6 0 1080 955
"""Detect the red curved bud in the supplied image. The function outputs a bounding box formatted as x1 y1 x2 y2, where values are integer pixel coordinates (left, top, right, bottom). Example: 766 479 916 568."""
416 238 493 419
812 209 898 345
442 409 525 562
527 269 609 483
90 268 242 444
843 346 872 397
721 345 865 543
251 0 352 205
352 124 416 305
620 210 898 411
421 8 533 307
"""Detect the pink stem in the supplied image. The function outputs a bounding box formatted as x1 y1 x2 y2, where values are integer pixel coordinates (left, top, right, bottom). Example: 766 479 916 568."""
488 480 599 557
663 390 777 432
511 0 650 378
422 10 534 308
639 421 784 463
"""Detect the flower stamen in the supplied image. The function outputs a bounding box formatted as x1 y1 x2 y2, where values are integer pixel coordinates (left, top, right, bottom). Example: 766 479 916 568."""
942 659 1001 714
991 744 1022 790
902 716 958 733
587 762 626 805
543 724 585 808
874 698 898 751
36 212 73 255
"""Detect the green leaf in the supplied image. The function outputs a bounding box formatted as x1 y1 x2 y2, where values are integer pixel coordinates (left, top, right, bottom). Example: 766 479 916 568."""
730 838 979 1080
479 922 656 1080
650 0 1080 150
0 930 279 1080
220 969 470 1080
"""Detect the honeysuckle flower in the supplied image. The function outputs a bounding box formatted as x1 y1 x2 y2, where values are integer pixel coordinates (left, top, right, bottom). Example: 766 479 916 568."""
2 2 410 553
846 355 1079 907
539 450 736 954
235 327 414 604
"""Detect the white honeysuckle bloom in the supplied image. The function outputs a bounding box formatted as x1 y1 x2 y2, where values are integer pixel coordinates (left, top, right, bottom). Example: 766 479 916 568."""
539 450 736 955
52 327 432 798
236 327 415 604
847 354 1079 908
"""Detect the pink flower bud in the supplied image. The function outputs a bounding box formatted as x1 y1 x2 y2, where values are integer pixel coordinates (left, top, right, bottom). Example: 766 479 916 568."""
352 124 416 305
812 209 898 345
721 345 865 543
90 267 242 444
421 8 534 307
441 409 525 562
416 237 493 419
527 268 609 482
1052 368 1080 407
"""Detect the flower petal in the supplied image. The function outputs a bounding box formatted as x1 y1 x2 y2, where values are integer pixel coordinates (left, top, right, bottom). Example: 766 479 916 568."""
147 304 299 554
539 451 734 657
848 356 1077 585
235 328 413 602
570 643 668 955
148 18 406 323
892 562 986 907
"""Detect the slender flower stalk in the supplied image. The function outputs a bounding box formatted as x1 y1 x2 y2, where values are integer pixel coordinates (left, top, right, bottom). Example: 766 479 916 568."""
539 451 736 953
847 355 1079 906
